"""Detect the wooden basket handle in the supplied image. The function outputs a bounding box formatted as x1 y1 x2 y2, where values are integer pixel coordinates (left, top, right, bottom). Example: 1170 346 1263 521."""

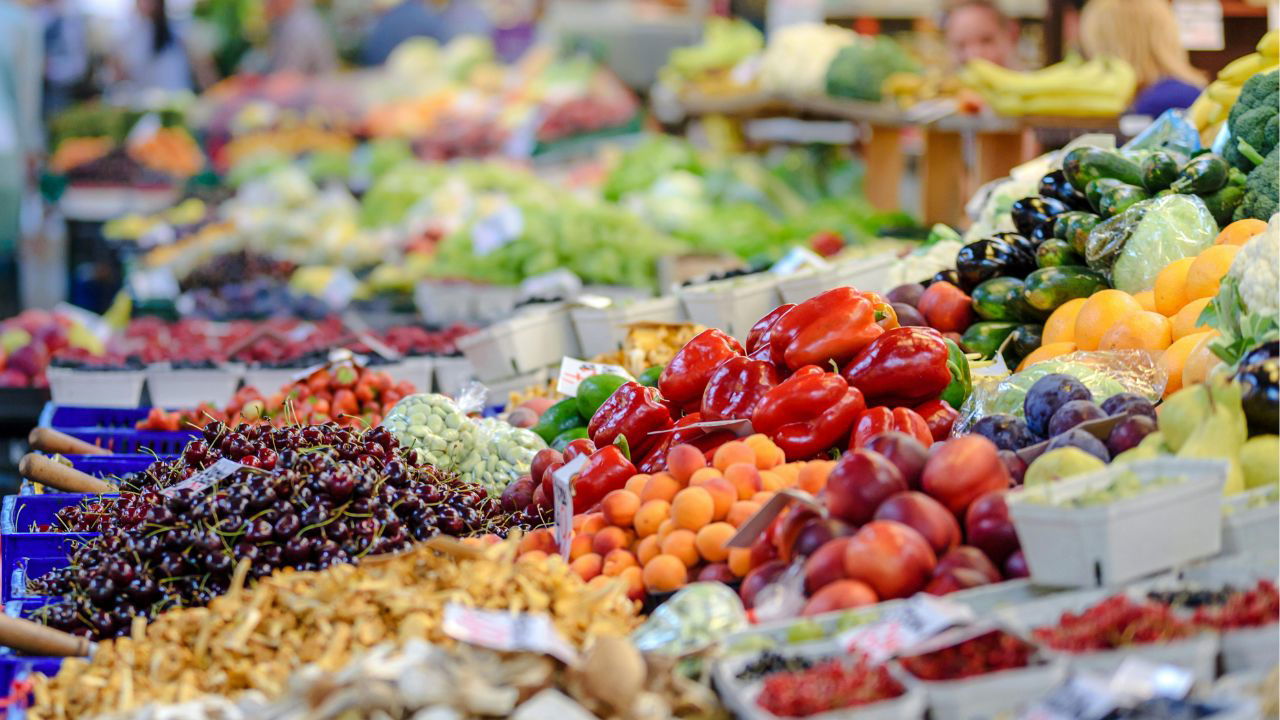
27 428 109 456
0 614 92 657
18 454 114 494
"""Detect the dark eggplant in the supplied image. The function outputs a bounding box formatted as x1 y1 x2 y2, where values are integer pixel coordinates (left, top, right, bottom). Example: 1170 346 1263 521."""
1030 222 1056 244
1241 340 1280 368
992 232 1041 263
1236 356 1279 436
1011 197 1069 238
1038 170 1091 211
956 237 1038 290
926 268 961 288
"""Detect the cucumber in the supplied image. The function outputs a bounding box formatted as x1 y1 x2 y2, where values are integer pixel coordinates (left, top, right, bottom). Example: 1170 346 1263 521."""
971 277 1027 321
960 321 1019 359
1086 179 1150 218
1053 211 1102 255
1171 154 1229 195
1063 147 1145 190
1200 184 1246 227
1002 324 1044 368
1023 266 1110 313
1140 151 1181 192
532 398 586 444
1036 239 1084 268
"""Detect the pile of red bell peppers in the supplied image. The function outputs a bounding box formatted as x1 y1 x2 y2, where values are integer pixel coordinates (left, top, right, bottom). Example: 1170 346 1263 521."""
531 287 972 515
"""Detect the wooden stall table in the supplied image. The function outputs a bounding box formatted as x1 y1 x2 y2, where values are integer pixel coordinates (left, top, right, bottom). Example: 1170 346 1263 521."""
791 96 909 213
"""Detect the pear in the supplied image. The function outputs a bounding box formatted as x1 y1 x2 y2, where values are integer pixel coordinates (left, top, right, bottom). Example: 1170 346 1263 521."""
1179 403 1246 460
1025 447 1106 488
1240 435 1280 489
1159 385 1212 452
1113 442 1160 466
1137 431 1169 453
1208 377 1249 446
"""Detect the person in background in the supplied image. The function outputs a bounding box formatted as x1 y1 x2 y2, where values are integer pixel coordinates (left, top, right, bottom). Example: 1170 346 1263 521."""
1080 0 1204 117
943 0 1021 69
37 0 88 118
359 0 492 66
0 0 42 316
113 0 194 94
266 0 337 75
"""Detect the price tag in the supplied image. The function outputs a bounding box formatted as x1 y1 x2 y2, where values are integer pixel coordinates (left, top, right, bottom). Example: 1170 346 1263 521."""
555 357 635 396
552 455 587 561
442 603 580 664
1108 658 1194 703
770 246 831 276
839 594 974 663
472 201 524 257
127 266 180 301
125 113 162 149
1021 672 1118 720
725 488 825 549
320 268 359 310
519 268 582 300
161 458 250 497
1173 0 1224 51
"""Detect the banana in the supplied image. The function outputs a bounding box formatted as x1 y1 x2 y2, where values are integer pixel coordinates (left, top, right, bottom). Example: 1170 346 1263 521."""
1258 30 1278 59
1186 93 1214 128
1206 79 1243 106
1217 53 1267 85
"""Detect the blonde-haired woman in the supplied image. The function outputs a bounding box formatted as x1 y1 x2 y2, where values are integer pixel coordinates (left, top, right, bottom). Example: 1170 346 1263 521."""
1080 0 1205 116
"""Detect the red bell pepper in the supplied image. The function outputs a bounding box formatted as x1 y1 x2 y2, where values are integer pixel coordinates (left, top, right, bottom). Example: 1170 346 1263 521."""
746 304 795 354
700 355 779 422
658 329 744 412
841 326 951 407
638 412 738 472
850 406 933 449
861 291 900 331
571 445 636 513
914 399 959 442
752 365 866 459
769 288 885 371
588 381 673 459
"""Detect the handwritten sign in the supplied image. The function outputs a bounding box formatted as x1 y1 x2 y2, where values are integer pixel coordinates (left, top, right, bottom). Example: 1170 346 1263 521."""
555 357 634 396
161 458 249 497
1021 672 1118 720
839 594 974 663
552 455 587 561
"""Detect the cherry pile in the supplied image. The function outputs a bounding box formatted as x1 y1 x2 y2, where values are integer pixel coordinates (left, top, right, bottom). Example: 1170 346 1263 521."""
1032 596 1195 652
30 422 521 640
1190 580 1279 630
900 630 1036 681
756 656 904 716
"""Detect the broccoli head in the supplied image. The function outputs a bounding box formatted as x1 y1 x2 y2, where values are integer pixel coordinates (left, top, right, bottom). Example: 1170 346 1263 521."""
1234 146 1278 222
1226 70 1279 172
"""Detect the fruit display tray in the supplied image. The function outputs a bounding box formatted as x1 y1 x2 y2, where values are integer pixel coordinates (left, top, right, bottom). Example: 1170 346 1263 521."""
569 296 685 358
678 274 783 341
38 404 198 455
7 556 70 602
1006 458 1226 587
381 355 435 394
900 658 1067 720
1220 489 1279 561
434 356 476 398
775 251 899 305
19 455 164 495
456 305 579 382
144 365 242 407
0 494 101 595
47 368 145 408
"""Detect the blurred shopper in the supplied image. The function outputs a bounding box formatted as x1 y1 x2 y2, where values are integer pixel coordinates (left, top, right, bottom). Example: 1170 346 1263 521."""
266 0 337 75
1080 0 1204 116
113 0 194 93
0 0 42 315
359 0 492 66
943 0 1020 69
37 0 88 118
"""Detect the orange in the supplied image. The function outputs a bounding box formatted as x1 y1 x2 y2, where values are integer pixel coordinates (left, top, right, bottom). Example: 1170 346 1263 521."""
1185 245 1240 301
1134 290 1157 313
1153 257 1195 316
660 529 699 567
1170 297 1212 340
642 554 687 592
1016 341 1077 372
1098 311 1172 352
1075 290 1144 351
1043 297 1087 345
695 522 736 562
1182 332 1223 389
671 486 715 530
1160 331 1214 396
1215 218 1267 246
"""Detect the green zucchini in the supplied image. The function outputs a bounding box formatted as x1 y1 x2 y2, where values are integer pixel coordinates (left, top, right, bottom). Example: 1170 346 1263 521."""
1200 184 1246 227
1063 147 1145 190
960 321 1019 359
1087 179 1150 218
971 277 1028 321
1023 265 1110 313
1140 151 1181 192
1001 324 1044 368
1053 211 1102 255
1170 154 1229 195
1036 239 1084 268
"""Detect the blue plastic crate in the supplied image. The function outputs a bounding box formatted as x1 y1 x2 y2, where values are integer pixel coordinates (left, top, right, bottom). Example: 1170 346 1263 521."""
38 405 150 429
19 455 171 495
38 404 199 454
0 534 91 600
1 494 114 535
59 429 194 455
6 557 67 602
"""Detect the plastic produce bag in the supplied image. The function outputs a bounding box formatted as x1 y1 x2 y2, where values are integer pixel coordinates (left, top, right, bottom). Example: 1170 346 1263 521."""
1121 109 1202 157
1086 194 1217 292
632 583 748 656
458 418 546 496
382 393 479 469
955 350 1166 434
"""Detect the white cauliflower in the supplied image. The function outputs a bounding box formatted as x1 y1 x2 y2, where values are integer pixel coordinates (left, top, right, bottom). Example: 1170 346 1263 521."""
1232 214 1280 317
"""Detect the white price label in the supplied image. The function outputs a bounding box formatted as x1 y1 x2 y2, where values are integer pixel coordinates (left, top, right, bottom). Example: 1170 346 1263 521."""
161 458 249 497
555 357 635 397
442 604 579 664
125 113 162 149
839 594 974 663
1021 672 1118 720
1108 658 1194 703
552 454 587 561
472 201 524 257
1173 0 1224 51
770 246 831 276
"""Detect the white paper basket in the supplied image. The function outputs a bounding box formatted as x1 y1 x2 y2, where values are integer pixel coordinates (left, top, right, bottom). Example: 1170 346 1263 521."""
145 365 242 407
678 274 781 341
569 296 683 358
48 368 145 408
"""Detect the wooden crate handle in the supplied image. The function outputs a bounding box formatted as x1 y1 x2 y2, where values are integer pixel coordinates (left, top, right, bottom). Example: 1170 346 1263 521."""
0 614 92 657
27 428 109 456
18 454 114 494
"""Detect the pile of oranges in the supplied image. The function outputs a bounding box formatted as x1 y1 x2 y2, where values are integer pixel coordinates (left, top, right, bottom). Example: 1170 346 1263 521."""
516 434 834 601
1022 218 1267 395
